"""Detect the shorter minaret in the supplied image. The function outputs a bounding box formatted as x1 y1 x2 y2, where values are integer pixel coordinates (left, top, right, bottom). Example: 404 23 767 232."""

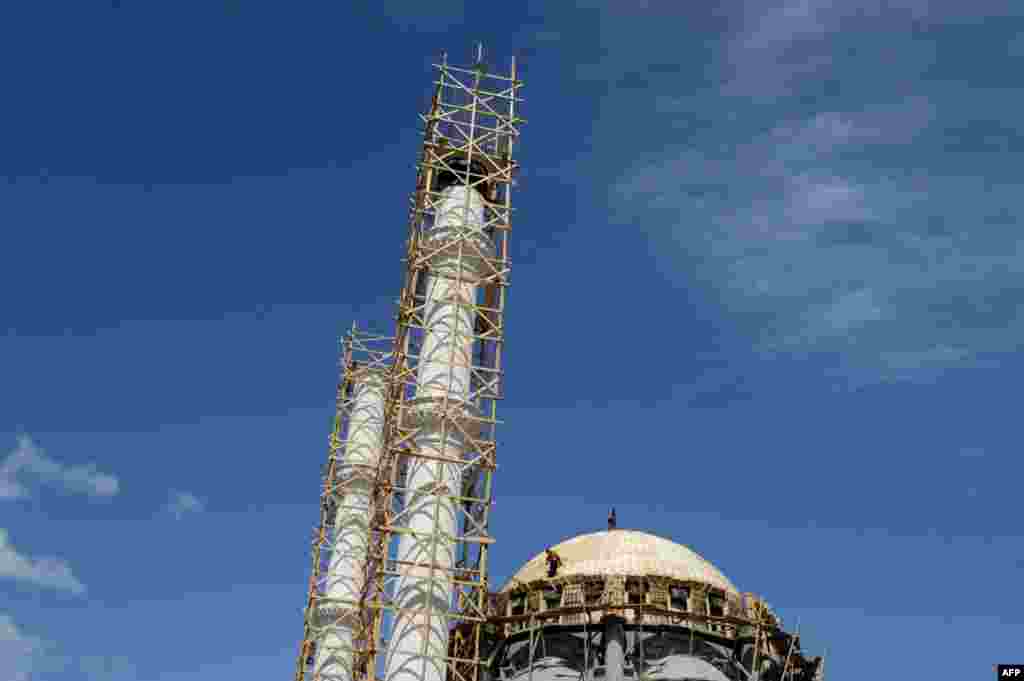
316 365 387 681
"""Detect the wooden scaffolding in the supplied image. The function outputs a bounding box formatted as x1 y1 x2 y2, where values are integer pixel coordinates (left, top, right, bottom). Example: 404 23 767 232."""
294 45 524 681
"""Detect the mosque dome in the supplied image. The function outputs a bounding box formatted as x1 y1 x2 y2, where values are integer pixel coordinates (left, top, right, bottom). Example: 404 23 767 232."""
500 529 738 595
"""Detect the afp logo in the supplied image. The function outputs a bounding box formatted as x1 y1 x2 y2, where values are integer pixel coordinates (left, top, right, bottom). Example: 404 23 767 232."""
997 665 1024 678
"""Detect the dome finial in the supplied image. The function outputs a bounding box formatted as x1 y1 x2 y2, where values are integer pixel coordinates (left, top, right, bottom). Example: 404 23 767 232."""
607 507 617 530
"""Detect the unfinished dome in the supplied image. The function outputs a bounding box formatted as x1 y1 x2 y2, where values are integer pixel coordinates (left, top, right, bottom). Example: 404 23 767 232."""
486 529 825 681
500 529 738 595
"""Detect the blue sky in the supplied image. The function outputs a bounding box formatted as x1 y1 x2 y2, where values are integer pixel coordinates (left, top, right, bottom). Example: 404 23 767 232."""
2 1 1023 679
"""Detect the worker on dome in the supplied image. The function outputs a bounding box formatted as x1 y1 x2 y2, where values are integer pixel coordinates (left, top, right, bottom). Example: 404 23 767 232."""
607 507 617 530
545 548 562 577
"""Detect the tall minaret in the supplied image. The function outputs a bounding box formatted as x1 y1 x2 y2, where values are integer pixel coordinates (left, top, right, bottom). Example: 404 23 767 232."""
374 45 521 681
384 179 491 681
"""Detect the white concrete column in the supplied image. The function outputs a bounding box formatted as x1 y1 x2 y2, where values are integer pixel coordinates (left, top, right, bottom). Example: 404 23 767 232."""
316 368 388 681
603 617 626 681
385 184 491 681
414 184 489 404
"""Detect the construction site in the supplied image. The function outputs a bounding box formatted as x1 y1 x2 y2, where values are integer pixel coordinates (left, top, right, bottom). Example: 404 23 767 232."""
291 47 826 681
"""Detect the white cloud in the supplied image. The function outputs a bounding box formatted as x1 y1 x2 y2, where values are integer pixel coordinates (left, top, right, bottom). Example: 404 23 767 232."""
593 1 1024 388
723 0 1024 96
0 529 86 595
785 175 874 225
821 289 884 332
0 435 119 500
771 112 873 158
721 0 996 97
613 101 1024 385
0 614 44 681
739 0 838 51
771 101 935 159
723 0 845 95
767 289 885 353
165 490 205 520
0 618 136 681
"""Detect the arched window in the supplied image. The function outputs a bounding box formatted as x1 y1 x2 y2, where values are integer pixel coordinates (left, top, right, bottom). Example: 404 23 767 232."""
542 585 562 610
669 585 689 611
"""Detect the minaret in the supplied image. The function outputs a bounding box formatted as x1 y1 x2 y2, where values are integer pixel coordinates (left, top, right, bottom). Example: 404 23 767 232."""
315 365 387 681
377 45 522 681
384 176 491 681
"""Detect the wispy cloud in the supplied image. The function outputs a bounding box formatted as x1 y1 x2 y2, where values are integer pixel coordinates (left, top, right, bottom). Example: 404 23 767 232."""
0 529 85 595
616 124 1024 381
725 0 1024 95
738 0 838 51
0 435 119 500
0 616 137 681
797 289 885 343
772 112 867 154
785 175 875 226
723 0 846 96
164 490 205 520
0 614 44 681
609 7 1024 387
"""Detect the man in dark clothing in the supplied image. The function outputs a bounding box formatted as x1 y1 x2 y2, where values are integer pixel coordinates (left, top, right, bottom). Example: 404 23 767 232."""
545 548 562 577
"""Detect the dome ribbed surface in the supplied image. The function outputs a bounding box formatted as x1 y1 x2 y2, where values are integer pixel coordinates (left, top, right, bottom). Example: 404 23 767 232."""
501 530 737 594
